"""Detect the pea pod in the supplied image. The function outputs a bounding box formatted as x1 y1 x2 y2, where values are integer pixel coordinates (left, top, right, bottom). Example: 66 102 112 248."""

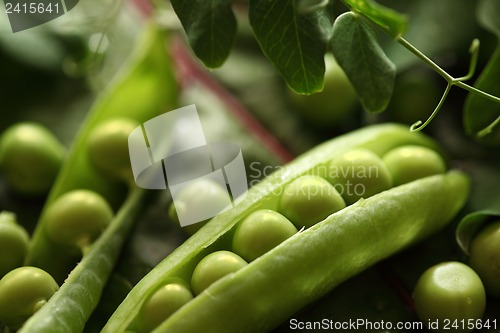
102 123 469 333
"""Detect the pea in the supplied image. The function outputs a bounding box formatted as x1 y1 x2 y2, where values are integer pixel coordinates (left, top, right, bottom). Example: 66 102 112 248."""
87 118 140 181
0 122 65 195
327 148 392 205
0 212 30 278
278 175 346 229
289 54 358 128
191 250 247 295
468 220 500 297
232 209 298 262
138 282 193 333
386 70 441 125
168 178 232 234
44 189 114 250
0 266 59 330
413 261 486 333
382 145 446 186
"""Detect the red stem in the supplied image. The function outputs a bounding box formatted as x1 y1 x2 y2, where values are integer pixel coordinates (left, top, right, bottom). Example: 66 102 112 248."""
131 0 153 18
378 263 416 317
130 0 294 164
170 36 295 163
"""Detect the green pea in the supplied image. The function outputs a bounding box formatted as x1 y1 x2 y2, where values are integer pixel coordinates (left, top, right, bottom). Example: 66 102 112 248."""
327 148 392 205
168 178 232 235
138 282 193 333
0 122 65 195
382 145 446 186
87 118 140 181
0 212 30 278
0 266 59 330
386 70 441 125
289 54 358 128
44 189 113 250
468 220 500 297
191 251 247 295
413 261 486 333
278 175 346 229
232 209 298 262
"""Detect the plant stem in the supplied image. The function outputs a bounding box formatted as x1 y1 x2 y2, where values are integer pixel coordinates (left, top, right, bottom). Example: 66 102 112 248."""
454 81 500 104
478 115 500 137
410 83 452 132
397 36 500 106
396 37 453 81
397 36 500 133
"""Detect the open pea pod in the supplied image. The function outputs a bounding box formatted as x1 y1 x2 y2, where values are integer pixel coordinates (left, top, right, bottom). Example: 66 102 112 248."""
24 22 177 283
102 123 470 333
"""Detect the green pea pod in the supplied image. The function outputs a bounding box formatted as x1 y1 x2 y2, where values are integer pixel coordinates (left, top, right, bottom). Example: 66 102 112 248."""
101 123 470 333
24 22 177 283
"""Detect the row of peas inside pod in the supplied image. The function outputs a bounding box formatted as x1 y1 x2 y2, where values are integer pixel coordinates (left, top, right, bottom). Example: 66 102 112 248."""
0 123 65 330
0 117 137 331
137 144 449 332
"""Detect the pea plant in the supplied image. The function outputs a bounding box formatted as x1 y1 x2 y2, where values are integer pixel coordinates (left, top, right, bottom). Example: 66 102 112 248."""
170 0 500 143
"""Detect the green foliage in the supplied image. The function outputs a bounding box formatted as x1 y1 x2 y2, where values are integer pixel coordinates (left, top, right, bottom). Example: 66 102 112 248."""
331 12 395 113
169 0 500 133
340 0 407 37
170 0 237 68
249 0 333 94
463 0 500 144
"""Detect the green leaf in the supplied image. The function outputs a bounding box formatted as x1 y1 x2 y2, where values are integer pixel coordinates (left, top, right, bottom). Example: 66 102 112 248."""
464 46 500 144
340 0 407 38
249 0 332 94
331 12 395 113
171 0 237 68
477 0 500 35
463 0 500 144
296 0 329 14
